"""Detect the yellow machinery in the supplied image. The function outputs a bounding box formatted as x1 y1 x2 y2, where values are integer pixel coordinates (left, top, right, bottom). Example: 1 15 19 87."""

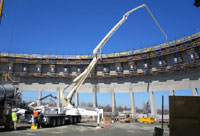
119 114 134 123
139 117 155 124
31 123 38 129
139 102 155 124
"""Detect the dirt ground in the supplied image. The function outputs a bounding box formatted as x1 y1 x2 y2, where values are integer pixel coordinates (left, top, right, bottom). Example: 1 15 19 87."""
0 121 169 136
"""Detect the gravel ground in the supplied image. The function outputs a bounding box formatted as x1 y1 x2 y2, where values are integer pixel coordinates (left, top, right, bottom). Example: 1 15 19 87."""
0 122 169 136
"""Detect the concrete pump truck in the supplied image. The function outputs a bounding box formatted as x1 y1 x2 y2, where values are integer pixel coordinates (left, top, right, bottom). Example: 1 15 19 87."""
11 4 166 129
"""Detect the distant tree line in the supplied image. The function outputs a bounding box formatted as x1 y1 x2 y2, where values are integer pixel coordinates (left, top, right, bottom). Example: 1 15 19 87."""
80 102 169 114
22 101 168 114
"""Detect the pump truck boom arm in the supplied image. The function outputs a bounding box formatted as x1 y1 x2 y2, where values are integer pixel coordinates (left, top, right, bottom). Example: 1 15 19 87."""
28 94 57 109
61 4 167 107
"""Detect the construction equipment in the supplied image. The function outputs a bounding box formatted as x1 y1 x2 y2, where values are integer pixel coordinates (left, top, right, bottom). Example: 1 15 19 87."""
61 4 167 109
140 117 155 124
0 0 4 24
24 4 166 128
28 94 57 109
119 113 134 123
0 84 21 130
140 101 155 124
59 3 166 126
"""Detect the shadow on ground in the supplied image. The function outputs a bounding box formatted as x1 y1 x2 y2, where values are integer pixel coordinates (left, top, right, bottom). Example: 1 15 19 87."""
0 126 30 132
76 122 100 128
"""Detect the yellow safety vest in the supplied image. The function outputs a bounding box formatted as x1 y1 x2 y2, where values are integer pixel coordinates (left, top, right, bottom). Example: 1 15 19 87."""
11 112 17 121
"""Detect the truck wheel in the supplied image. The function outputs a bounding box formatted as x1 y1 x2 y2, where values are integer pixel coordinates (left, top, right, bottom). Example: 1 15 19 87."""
5 117 14 130
73 116 77 124
77 116 81 123
50 118 56 127
41 123 47 128
61 117 65 125
56 118 61 126
5 122 14 130
69 116 74 124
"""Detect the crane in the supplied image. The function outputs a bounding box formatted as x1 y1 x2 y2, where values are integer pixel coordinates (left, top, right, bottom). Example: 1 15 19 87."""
28 94 57 110
0 0 4 24
61 4 167 108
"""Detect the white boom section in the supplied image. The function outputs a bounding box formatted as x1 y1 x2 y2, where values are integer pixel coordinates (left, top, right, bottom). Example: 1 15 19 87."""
61 4 167 108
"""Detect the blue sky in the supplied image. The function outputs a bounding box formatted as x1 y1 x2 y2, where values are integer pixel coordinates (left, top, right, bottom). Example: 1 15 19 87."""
1 0 200 54
1 0 200 109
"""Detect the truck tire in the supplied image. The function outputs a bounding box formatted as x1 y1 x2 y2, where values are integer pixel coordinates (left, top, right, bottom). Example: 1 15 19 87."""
41 123 47 128
61 117 65 125
50 118 56 127
73 116 77 124
69 116 74 124
4 117 14 130
56 118 61 126
77 116 81 123
5 121 14 130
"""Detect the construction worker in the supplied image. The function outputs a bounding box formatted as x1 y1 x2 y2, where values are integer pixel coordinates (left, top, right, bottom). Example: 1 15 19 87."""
33 108 39 127
11 109 18 130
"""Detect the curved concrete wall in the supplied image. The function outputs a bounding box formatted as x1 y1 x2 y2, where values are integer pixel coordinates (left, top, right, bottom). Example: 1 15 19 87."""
0 33 200 116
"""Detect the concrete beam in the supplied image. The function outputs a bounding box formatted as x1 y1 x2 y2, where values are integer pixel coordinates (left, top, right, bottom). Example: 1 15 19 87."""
37 90 42 106
75 92 79 106
149 91 156 117
112 92 116 114
192 88 199 96
18 78 200 93
170 90 175 96
129 90 136 115
57 87 60 107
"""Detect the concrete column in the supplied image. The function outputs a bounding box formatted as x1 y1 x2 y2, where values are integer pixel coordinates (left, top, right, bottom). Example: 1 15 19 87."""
19 89 23 102
93 84 98 108
149 91 156 117
129 90 136 115
57 87 60 107
37 90 42 106
112 92 116 115
192 88 199 96
170 90 175 96
75 92 79 107
93 91 97 108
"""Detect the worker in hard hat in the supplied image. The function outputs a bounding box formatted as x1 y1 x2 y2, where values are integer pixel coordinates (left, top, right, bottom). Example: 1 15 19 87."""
33 108 39 127
11 109 18 130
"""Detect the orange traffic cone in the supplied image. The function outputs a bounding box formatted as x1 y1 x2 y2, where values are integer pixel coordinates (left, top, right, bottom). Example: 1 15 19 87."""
105 118 107 129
